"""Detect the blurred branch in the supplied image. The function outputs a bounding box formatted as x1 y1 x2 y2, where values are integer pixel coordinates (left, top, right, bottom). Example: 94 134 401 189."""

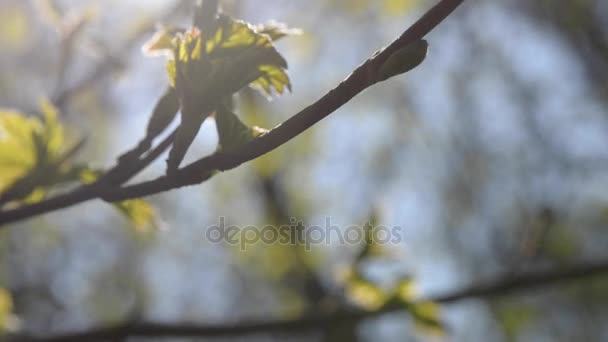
52 0 190 109
514 0 608 99
15 261 608 342
0 0 465 226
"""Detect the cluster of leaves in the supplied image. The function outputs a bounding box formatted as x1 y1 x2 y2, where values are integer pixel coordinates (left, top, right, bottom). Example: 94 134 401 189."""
0 103 155 231
0 7 301 232
343 272 444 334
0 101 83 205
339 213 445 335
141 12 300 172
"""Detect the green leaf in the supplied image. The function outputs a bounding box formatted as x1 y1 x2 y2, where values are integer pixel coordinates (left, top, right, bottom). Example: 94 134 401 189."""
148 14 295 99
396 278 416 301
117 87 180 165
38 99 64 156
346 279 388 311
377 39 428 82
166 59 177 88
79 168 158 232
209 15 292 97
250 64 292 98
166 110 208 173
410 300 444 335
113 199 157 233
0 102 84 205
394 278 445 336
142 19 299 57
145 87 180 147
215 107 267 151
0 111 39 192
142 15 296 173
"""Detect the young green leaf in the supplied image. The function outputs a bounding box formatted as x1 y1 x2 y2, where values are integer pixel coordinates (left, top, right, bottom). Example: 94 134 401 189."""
141 14 297 173
114 199 157 233
377 39 428 82
410 301 445 335
141 87 180 152
0 102 85 205
346 279 387 311
79 168 158 232
215 107 267 152
146 15 295 99
146 87 180 140
166 109 209 174
116 87 180 167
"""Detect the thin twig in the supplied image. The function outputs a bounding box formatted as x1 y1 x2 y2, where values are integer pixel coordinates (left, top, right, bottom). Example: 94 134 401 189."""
14 261 608 342
52 0 189 109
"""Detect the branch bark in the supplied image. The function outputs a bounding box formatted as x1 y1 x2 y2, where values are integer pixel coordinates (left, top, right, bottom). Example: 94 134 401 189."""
0 0 465 226
15 261 608 342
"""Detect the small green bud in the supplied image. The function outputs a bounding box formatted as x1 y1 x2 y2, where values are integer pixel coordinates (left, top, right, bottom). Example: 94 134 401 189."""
377 39 428 82
215 107 266 152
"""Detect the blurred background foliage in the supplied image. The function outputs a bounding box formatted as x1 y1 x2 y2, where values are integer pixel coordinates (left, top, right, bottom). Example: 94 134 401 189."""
1 0 608 341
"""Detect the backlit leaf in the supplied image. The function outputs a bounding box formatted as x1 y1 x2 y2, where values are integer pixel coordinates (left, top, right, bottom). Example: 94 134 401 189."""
410 301 444 335
250 64 292 98
78 168 158 232
215 107 267 152
114 199 157 233
397 278 417 301
0 111 39 192
147 15 295 98
0 102 83 205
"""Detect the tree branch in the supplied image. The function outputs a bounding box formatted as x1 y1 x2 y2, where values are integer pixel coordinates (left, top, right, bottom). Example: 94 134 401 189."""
0 0 465 227
14 261 608 342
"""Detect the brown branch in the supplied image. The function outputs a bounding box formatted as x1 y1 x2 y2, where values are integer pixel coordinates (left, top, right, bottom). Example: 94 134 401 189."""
14 261 608 342
0 0 465 227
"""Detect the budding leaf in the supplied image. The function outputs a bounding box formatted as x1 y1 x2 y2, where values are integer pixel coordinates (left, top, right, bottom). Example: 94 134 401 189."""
144 87 180 146
116 87 181 167
377 39 428 82
142 13 298 173
166 109 209 174
0 101 85 205
146 15 296 99
79 168 158 232
215 107 267 152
